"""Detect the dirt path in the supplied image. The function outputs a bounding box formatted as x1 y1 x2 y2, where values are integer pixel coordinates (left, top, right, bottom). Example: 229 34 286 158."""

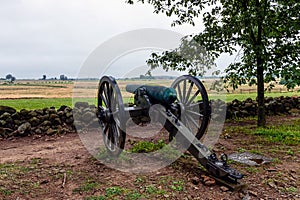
1 134 87 164
0 121 299 199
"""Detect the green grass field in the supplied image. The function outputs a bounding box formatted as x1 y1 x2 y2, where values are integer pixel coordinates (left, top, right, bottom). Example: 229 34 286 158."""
1 90 299 111
210 91 299 102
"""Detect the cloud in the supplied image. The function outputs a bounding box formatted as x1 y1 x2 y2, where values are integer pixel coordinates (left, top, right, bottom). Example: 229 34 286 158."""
0 0 202 79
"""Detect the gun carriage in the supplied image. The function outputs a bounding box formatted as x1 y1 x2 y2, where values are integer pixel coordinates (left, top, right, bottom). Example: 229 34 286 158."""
97 75 243 188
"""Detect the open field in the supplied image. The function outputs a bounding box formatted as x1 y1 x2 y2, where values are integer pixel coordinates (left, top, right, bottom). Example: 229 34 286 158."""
0 79 299 110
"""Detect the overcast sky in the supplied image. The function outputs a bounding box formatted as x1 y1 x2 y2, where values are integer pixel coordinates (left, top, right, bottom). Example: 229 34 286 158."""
0 0 233 79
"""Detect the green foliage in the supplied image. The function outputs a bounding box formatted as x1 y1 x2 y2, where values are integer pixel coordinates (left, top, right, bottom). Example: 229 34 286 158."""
170 181 184 191
286 186 297 193
130 140 166 153
286 149 294 156
127 0 300 127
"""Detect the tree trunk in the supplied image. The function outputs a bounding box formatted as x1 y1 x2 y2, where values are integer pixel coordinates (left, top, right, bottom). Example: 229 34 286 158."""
256 0 266 127
257 64 266 127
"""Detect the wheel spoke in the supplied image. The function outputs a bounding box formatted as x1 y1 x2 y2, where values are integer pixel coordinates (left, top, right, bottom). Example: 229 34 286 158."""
103 84 110 107
100 93 108 107
112 124 119 146
186 90 200 105
186 110 203 118
111 90 116 110
185 82 194 104
106 83 112 107
176 83 183 102
108 85 114 108
187 101 203 108
111 126 116 150
103 123 109 134
184 115 193 132
186 114 200 129
182 80 187 103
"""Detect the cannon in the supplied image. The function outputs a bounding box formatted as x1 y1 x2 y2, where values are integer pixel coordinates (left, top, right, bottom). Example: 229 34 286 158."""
97 75 243 188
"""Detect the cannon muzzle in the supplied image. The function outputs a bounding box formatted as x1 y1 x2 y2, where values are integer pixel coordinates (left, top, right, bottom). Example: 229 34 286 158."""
125 84 143 94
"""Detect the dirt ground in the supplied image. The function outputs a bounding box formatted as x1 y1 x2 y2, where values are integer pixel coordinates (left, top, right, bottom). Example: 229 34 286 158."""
0 115 299 200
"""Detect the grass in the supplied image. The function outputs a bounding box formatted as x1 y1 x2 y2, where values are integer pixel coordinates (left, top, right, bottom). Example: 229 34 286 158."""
253 120 300 145
0 89 298 111
73 180 101 193
170 181 184 191
210 91 299 102
0 98 100 111
105 186 124 197
130 140 166 153
0 187 13 196
0 98 73 110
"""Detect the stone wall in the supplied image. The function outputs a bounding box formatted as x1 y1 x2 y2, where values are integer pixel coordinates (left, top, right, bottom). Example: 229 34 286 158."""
0 105 75 138
225 96 300 119
0 96 299 138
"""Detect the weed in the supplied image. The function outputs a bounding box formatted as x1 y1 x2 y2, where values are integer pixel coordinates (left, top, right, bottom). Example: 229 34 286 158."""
286 186 297 193
125 190 142 200
286 149 294 155
30 158 42 165
262 178 274 185
198 163 207 172
105 186 124 197
135 177 144 184
224 126 253 136
73 181 100 193
271 158 282 164
130 140 166 153
145 185 158 194
31 182 40 189
0 187 13 196
170 181 184 191
237 147 247 153
245 166 259 174
145 185 166 195
249 149 263 155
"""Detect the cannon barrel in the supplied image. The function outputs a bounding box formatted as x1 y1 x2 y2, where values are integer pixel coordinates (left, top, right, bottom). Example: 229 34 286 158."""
126 84 177 105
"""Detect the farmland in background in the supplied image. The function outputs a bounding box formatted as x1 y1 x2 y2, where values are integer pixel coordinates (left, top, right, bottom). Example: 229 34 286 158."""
0 79 299 110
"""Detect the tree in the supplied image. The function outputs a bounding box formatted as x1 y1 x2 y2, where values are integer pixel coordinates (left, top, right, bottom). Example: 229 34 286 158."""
127 0 300 127
5 74 13 80
10 76 16 83
42 75 47 80
60 75 68 80
5 74 16 83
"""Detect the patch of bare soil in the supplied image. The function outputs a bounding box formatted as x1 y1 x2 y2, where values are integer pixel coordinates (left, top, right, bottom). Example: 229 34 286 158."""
0 115 299 200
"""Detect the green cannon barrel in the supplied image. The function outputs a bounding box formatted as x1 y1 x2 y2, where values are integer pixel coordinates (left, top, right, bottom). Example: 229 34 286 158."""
126 85 177 105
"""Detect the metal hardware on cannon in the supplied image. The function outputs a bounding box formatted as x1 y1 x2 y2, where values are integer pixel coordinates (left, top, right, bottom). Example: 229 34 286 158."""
97 75 244 190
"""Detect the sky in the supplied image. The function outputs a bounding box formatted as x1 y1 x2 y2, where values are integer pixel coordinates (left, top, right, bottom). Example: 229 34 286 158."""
0 0 234 79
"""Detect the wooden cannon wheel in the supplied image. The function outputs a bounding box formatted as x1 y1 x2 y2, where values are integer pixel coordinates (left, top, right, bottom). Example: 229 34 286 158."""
97 76 126 156
171 75 211 140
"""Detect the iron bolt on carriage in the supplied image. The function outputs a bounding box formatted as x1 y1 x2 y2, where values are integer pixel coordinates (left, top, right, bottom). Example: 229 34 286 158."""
97 75 243 189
